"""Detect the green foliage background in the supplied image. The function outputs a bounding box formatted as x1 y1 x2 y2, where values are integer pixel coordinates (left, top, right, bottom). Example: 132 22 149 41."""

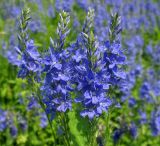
0 0 160 146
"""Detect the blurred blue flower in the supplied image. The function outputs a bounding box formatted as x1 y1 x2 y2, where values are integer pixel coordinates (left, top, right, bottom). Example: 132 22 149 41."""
48 5 55 18
140 82 153 103
40 113 48 128
150 109 160 136
113 129 124 144
10 125 18 138
128 97 137 108
129 122 137 139
0 109 7 132
139 110 147 125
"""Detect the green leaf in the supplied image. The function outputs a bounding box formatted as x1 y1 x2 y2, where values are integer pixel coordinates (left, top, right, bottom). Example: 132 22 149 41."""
68 110 89 146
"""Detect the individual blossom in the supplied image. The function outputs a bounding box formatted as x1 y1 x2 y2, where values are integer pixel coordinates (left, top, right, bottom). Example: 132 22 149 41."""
17 40 41 79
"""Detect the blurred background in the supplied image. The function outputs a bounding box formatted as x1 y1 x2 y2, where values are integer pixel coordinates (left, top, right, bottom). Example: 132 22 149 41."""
0 0 160 146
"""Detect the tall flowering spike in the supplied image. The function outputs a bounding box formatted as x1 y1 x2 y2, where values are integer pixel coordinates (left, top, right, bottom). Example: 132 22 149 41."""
82 8 97 68
72 8 114 120
41 10 72 115
16 8 41 79
18 8 31 50
109 12 122 43
82 8 95 35
50 10 70 50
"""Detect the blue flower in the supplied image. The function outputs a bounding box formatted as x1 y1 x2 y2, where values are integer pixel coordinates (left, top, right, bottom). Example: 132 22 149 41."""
113 129 124 144
0 109 7 132
27 96 40 110
70 10 126 119
52 98 72 112
103 41 126 81
6 49 21 66
76 91 112 119
41 47 73 114
150 109 160 136
18 118 27 132
128 97 136 108
48 5 55 18
10 6 21 18
40 113 48 128
140 82 153 103
26 40 40 60
10 125 18 138
129 122 137 138
153 81 160 97
72 38 126 119
17 40 41 79
139 110 147 124
18 64 29 79
29 20 45 33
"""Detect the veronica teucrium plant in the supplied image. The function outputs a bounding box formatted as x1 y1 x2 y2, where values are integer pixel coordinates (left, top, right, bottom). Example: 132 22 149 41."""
15 7 126 146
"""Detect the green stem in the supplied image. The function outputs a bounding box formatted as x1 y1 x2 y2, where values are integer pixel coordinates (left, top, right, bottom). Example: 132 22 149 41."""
60 113 71 146
88 119 97 146
37 90 56 145
31 76 56 145
106 112 110 145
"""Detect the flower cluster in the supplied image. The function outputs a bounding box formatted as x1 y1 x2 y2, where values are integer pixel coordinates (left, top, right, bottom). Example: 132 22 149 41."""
0 109 26 138
1 0 160 145
41 11 72 115
14 7 126 122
